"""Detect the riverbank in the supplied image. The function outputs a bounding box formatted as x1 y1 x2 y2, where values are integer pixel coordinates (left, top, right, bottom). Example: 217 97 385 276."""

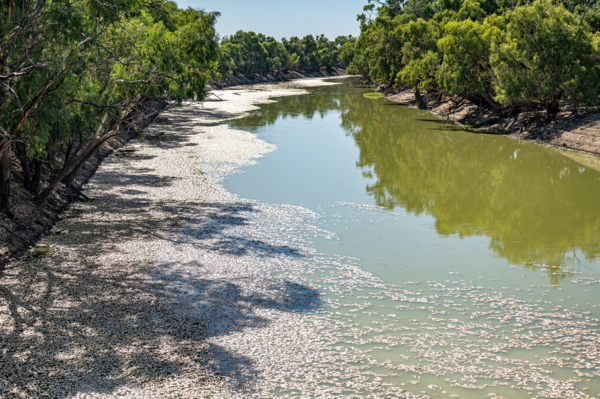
210 68 347 89
0 70 349 265
0 77 377 398
385 87 600 156
0 100 167 266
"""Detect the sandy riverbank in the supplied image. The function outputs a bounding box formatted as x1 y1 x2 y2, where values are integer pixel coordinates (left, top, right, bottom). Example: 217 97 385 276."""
210 68 347 89
0 81 309 398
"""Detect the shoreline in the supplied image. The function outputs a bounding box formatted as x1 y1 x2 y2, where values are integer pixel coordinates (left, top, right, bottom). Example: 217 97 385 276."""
384 87 600 157
0 71 349 266
210 68 347 90
0 76 417 398
0 101 167 266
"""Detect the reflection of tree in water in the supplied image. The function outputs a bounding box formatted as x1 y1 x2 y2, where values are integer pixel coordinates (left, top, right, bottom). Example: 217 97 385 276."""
230 81 600 283
341 94 600 278
229 84 365 131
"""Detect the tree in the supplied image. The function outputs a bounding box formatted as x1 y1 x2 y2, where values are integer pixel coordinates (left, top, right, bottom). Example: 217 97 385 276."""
397 18 442 108
36 5 220 203
0 0 220 210
301 35 321 71
317 35 337 71
218 32 350 78
491 0 599 115
353 0 600 117
335 36 358 68
436 17 501 109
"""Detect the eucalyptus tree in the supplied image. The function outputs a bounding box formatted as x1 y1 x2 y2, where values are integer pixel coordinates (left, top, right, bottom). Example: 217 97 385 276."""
436 16 501 109
352 0 600 116
351 12 407 84
316 35 337 71
0 0 115 211
335 36 357 68
397 18 441 108
0 0 220 211
301 35 320 71
35 4 220 203
218 32 351 78
490 0 599 114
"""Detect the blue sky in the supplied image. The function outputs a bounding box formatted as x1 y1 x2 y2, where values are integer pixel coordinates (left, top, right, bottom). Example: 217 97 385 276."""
174 0 366 40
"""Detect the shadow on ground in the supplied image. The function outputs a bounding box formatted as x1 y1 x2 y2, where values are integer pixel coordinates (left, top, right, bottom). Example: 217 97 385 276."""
0 258 319 397
0 169 319 398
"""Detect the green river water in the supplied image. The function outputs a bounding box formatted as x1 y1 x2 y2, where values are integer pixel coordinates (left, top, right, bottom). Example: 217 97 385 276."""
224 78 600 398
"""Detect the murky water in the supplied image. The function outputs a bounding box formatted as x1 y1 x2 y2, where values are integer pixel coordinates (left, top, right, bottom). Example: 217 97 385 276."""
224 79 600 398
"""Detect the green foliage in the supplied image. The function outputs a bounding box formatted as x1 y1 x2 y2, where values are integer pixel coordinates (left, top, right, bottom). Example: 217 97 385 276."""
0 0 220 202
336 36 358 68
437 17 499 106
398 18 441 92
491 0 599 112
218 32 357 77
353 0 600 114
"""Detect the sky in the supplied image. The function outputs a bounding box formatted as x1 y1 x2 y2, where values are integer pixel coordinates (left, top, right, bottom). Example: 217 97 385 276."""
174 0 366 40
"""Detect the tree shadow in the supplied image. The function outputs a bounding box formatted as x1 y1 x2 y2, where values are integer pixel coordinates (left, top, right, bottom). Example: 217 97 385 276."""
1 170 317 397
179 202 305 258
0 252 320 397
0 92 322 396
57 193 304 260
383 103 409 107
160 104 243 127
424 126 497 135
93 167 180 189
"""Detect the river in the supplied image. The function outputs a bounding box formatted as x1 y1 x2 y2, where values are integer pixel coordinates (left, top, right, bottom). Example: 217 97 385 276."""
223 78 600 398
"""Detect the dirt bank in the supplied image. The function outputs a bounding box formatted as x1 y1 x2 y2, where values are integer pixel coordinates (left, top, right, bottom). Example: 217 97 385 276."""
385 87 600 156
0 101 167 266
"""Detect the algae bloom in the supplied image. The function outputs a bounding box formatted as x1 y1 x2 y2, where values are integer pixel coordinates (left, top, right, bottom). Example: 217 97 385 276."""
363 92 384 99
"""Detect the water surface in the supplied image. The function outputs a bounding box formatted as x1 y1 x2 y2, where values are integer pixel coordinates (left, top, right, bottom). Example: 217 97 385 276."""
224 79 600 397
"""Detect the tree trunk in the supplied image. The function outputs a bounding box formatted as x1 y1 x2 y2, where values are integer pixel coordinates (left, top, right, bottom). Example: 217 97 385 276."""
415 88 427 110
15 142 31 191
30 159 42 196
35 137 102 204
36 119 121 204
61 143 97 187
36 96 141 204
546 89 563 119
481 92 499 112
546 100 560 116
0 12 11 212
0 145 11 213
63 141 73 169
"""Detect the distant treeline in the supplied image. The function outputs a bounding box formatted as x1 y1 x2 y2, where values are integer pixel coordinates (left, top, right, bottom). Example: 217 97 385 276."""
218 31 356 77
349 0 600 114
